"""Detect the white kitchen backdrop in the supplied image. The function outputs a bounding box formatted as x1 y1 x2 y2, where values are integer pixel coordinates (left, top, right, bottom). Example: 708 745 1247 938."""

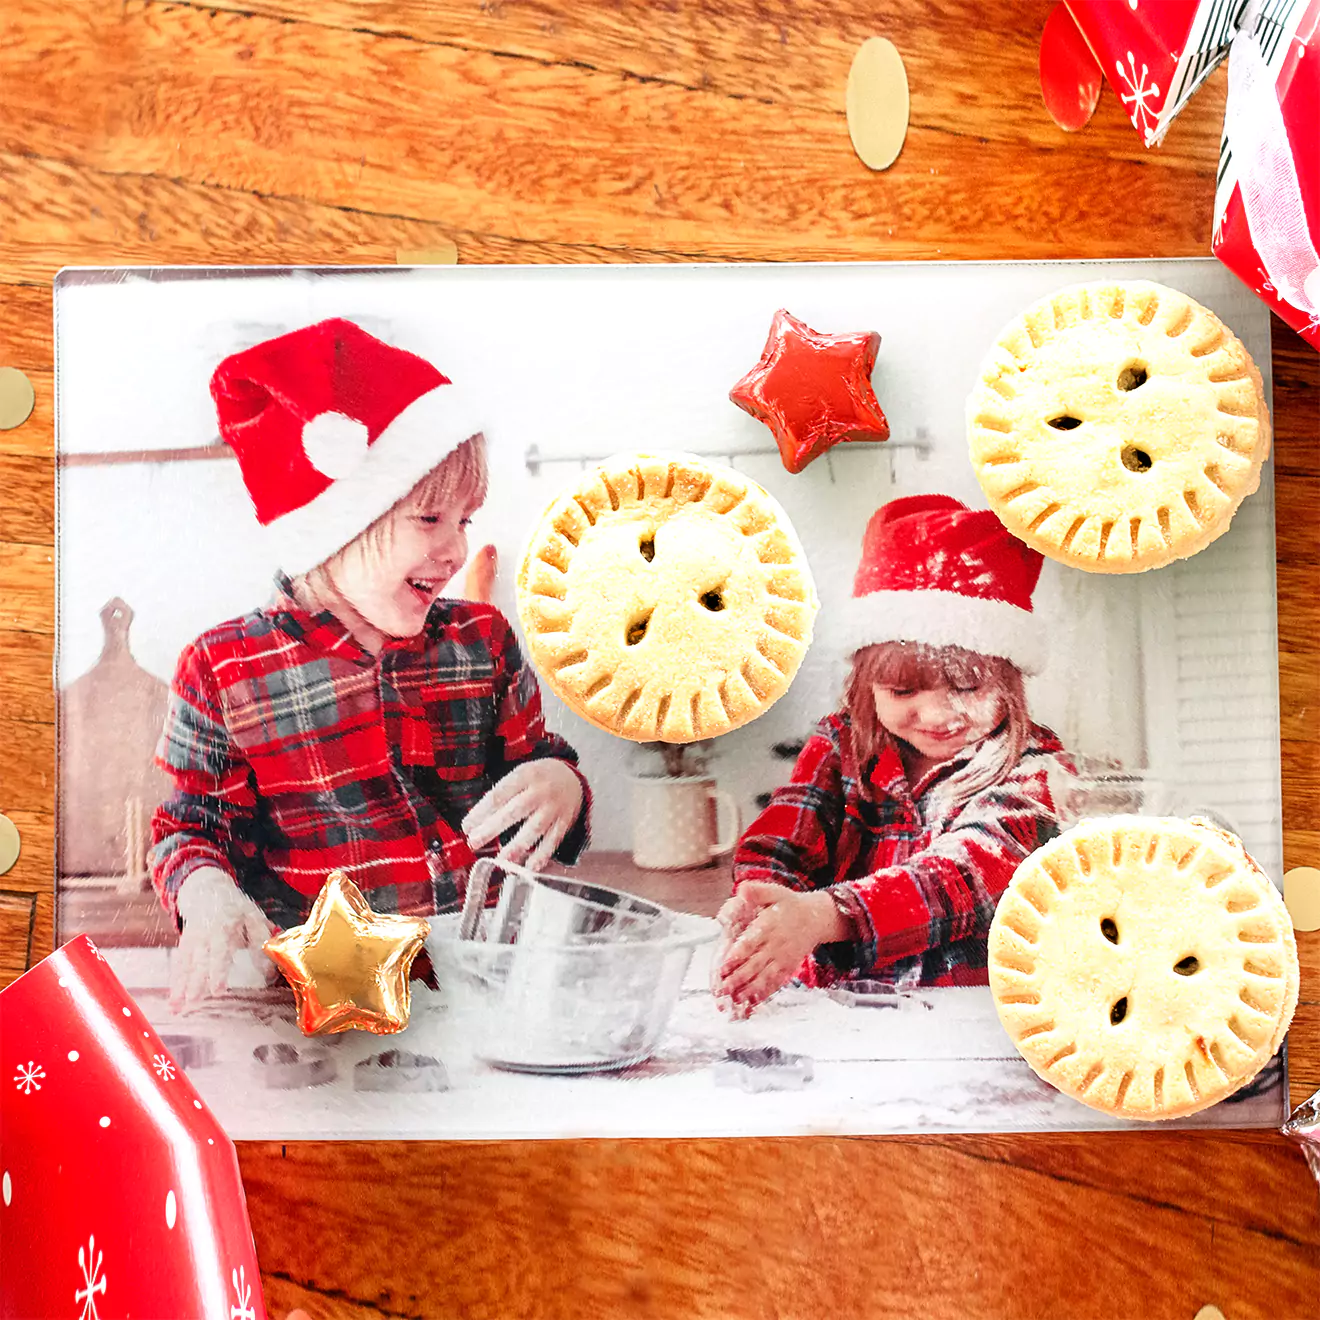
55 259 1281 876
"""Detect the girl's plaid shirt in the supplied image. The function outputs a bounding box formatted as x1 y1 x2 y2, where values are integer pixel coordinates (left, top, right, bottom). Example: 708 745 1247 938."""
149 579 589 928
735 713 1071 988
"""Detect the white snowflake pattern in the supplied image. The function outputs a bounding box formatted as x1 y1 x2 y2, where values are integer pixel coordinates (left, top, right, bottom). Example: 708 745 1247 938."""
152 1053 177 1082
13 1061 45 1095
229 1265 256 1320
76 1235 106 1320
1114 50 1162 140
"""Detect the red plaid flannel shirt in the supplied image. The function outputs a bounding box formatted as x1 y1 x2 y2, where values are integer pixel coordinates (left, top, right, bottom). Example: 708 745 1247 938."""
734 713 1070 988
150 578 590 928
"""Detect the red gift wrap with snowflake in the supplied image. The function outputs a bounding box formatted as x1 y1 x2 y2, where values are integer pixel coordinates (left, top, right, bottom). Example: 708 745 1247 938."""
1055 0 1320 349
0 936 268 1319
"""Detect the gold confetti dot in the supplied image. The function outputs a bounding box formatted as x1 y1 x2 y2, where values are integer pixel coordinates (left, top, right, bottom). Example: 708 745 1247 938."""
0 368 35 431
395 242 459 265
0 815 18 876
1284 867 1320 932
1194 1306 1227 1320
846 37 910 172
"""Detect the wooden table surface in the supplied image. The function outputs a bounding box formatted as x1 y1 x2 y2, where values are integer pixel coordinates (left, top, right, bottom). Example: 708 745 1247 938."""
1 3 1317 1316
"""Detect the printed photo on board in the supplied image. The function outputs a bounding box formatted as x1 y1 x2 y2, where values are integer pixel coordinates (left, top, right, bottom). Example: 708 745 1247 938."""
53 262 1286 1138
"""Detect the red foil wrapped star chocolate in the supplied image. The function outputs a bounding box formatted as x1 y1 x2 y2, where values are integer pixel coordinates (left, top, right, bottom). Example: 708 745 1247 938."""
0 937 268 1320
729 309 890 474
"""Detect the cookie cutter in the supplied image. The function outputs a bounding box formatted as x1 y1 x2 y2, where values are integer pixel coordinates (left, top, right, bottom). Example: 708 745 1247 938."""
250 1041 336 1089
827 979 902 1009
158 1033 216 1070
714 1045 814 1093
353 1049 449 1093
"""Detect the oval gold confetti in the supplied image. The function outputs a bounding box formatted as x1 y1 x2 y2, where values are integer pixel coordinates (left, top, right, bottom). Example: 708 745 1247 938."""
395 242 459 265
0 367 35 431
846 37 910 172
1284 866 1320 932
0 814 20 876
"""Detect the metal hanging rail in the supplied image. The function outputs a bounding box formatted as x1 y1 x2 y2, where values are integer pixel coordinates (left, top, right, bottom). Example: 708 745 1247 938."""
523 429 932 484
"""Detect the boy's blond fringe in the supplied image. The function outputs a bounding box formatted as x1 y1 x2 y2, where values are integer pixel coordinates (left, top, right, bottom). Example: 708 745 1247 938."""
351 434 489 561
399 433 489 513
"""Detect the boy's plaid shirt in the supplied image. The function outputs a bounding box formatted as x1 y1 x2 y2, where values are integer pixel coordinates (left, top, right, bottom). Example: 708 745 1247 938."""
734 713 1071 988
150 579 589 928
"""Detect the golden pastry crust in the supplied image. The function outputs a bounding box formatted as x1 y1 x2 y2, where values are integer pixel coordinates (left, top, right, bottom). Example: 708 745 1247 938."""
516 452 818 743
968 281 1270 573
990 816 1298 1121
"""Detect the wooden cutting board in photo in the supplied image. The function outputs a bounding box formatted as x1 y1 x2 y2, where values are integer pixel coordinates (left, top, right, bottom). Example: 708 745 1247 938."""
58 598 173 883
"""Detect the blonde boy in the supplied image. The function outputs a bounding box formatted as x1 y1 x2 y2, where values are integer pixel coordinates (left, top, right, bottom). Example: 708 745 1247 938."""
151 320 589 1008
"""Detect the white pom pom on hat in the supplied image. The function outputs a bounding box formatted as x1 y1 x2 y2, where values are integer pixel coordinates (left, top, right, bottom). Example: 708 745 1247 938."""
302 411 371 480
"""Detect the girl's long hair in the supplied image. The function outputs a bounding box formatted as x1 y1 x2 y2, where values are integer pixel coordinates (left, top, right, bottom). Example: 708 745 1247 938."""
844 641 1030 811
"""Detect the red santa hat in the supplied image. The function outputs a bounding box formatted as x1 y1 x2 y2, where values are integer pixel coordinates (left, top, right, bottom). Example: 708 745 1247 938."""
840 494 1046 674
211 318 483 574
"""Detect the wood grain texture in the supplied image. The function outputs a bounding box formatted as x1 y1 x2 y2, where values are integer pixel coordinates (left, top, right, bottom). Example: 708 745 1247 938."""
239 1135 1319 1320
0 544 54 633
1289 832 1320 869
0 628 55 725
0 0 1232 266
0 2 1317 1316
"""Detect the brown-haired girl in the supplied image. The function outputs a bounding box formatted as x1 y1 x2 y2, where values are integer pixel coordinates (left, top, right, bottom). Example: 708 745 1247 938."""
714 494 1073 1015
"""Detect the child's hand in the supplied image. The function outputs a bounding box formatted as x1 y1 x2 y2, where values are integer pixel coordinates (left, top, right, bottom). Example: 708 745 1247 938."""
171 867 277 1012
462 760 584 871
713 883 846 1013
710 893 759 1018
715 892 758 944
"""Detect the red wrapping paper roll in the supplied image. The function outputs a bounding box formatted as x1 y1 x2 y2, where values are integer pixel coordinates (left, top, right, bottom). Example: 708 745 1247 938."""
0 936 268 1319
1213 0 1320 349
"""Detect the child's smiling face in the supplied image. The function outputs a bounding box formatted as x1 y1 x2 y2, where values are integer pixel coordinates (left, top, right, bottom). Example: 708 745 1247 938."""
325 438 487 638
351 498 474 637
871 677 1005 765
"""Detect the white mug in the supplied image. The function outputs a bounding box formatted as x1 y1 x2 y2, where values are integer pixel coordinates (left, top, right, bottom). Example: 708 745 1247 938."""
630 775 739 871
